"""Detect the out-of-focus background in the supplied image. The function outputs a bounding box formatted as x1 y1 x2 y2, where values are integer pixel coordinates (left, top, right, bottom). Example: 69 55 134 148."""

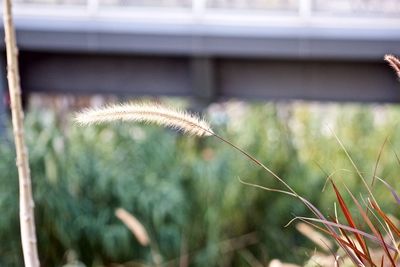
0 0 400 266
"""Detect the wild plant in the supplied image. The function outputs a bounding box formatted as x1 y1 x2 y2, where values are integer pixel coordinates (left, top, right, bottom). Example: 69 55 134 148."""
75 98 399 266
76 54 400 266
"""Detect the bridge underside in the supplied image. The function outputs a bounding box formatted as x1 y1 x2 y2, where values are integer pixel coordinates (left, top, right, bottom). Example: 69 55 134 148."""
0 13 399 104
15 51 400 103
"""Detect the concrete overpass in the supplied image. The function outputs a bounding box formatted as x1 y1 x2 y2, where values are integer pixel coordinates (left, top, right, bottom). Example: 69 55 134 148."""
0 0 400 109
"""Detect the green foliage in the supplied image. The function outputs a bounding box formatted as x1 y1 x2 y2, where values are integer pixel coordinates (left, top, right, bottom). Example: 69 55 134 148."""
0 101 399 266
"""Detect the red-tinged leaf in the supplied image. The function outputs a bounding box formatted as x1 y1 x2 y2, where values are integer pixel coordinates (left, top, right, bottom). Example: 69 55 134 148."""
298 219 354 249
336 219 358 255
296 195 363 265
311 224 370 264
346 189 380 239
325 232 373 265
331 216 354 247
336 237 374 264
339 227 377 266
340 224 356 248
344 187 389 263
240 179 365 266
339 230 369 263
378 230 396 266
295 216 397 252
370 200 400 238
331 181 370 258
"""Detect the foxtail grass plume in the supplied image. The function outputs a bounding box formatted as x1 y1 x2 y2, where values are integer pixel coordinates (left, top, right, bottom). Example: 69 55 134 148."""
384 54 400 78
75 102 213 137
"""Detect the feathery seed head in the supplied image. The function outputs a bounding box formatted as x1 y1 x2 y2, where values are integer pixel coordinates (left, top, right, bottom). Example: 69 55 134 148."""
384 54 400 78
74 102 214 137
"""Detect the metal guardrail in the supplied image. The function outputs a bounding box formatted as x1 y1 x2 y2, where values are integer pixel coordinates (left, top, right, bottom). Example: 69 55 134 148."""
8 0 400 20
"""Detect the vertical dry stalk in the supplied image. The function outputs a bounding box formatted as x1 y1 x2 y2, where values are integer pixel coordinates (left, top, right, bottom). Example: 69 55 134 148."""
3 0 40 266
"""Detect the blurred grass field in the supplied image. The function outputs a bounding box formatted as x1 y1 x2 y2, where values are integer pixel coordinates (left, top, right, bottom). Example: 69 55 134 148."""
0 99 399 266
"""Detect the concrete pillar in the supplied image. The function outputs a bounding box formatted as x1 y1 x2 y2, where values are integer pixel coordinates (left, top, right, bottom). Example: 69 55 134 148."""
0 54 7 137
190 57 217 111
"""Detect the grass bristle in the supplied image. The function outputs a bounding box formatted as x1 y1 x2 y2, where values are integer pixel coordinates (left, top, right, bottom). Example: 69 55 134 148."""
74 102 214 137
384 54 400 78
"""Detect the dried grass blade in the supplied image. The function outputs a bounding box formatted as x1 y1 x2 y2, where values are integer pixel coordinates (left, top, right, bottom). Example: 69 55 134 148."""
296 222 334 252
376 177 400 206
241 179 363 265
294 217 396 252
332 131 377 204
371 137 388 187
378 230 396 266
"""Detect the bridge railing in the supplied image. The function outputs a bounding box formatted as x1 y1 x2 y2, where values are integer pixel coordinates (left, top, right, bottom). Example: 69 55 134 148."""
5 0 400 21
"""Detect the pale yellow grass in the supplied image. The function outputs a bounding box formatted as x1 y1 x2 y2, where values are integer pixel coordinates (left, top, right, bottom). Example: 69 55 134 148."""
115 208 150 247
75 102 213 137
